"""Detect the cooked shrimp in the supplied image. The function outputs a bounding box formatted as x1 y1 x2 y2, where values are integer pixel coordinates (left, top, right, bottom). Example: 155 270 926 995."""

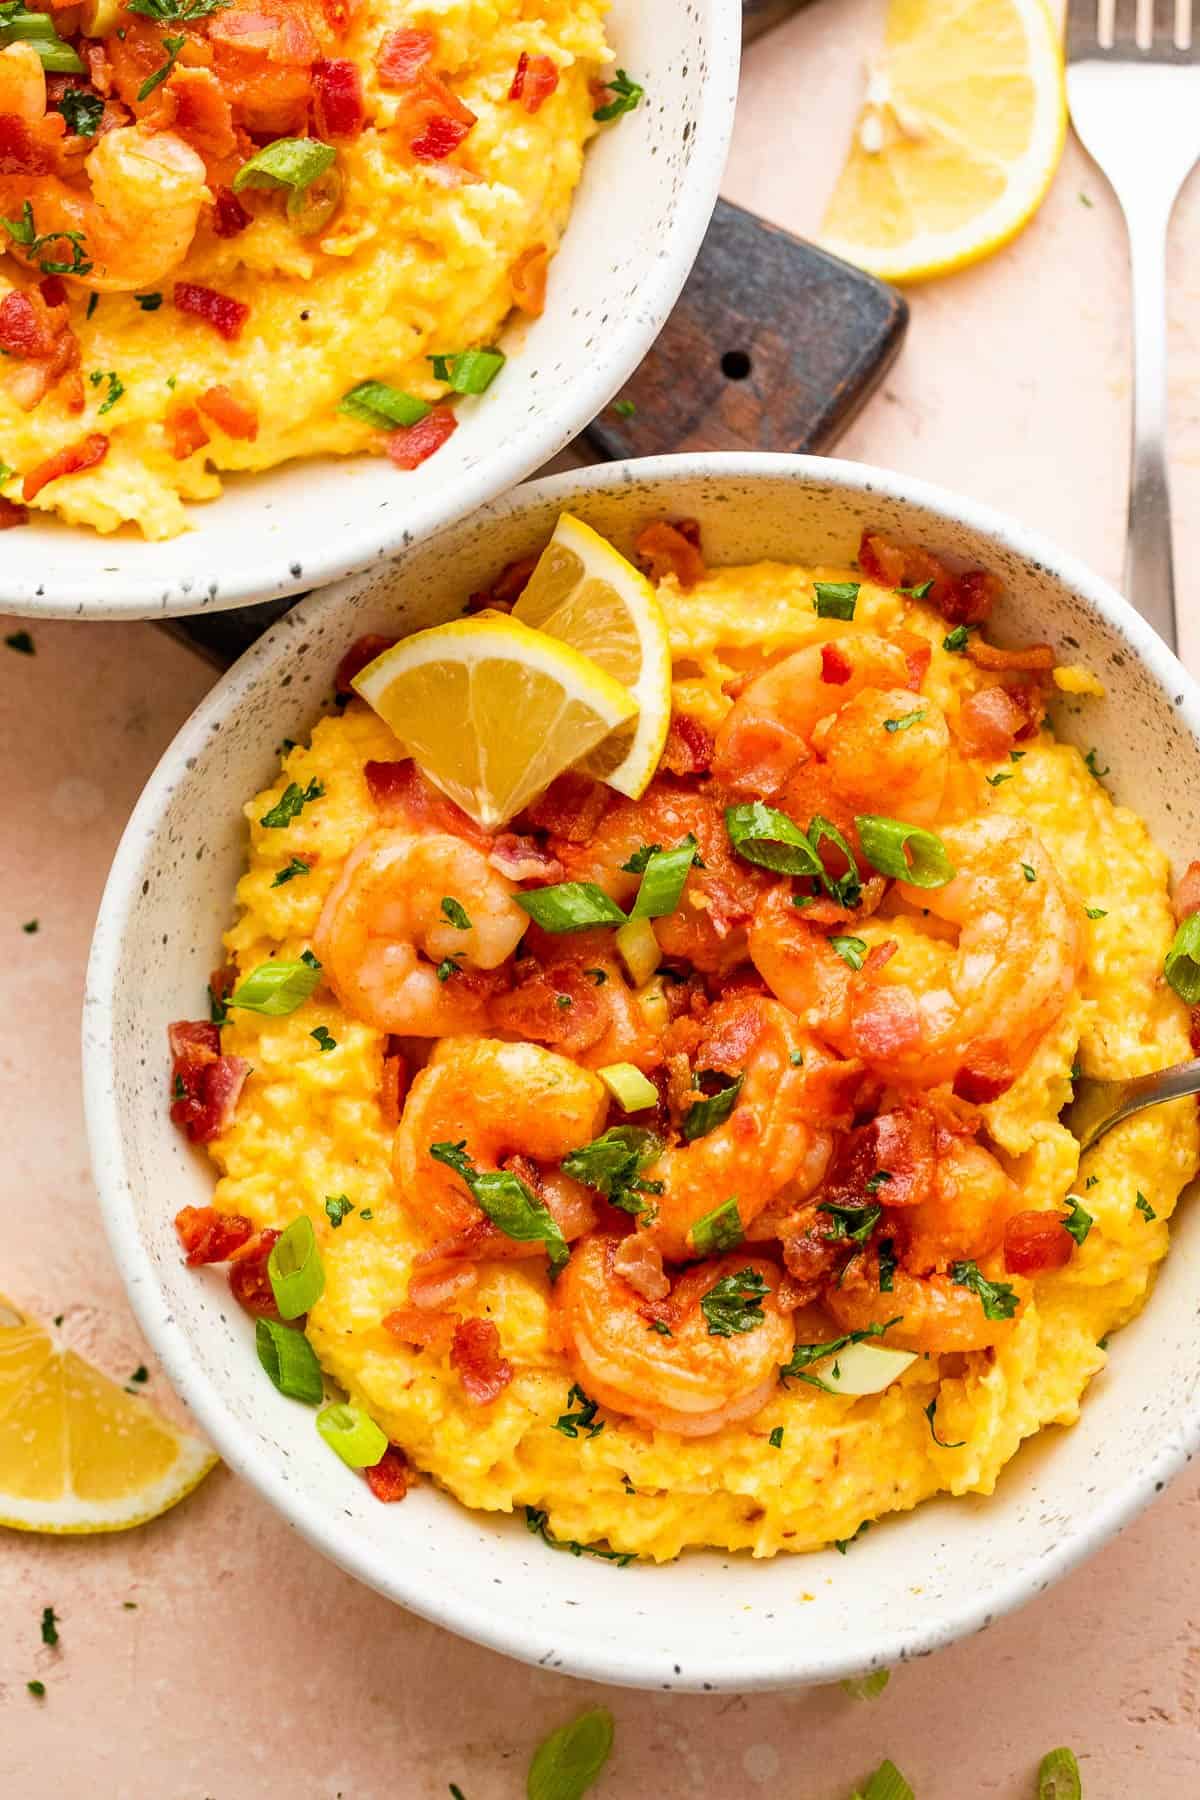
0 119 208 293
490 928 664 1070
826 1246 1025 1353
639 993 836 1262
748 883 860 1054
392 1036 608 1249
314 827 529 1035
850 813 1083 1088
712 634 917 795
899 1136 1018 1273
0 42 45 119
555 1235 794 1436
811 687 950 826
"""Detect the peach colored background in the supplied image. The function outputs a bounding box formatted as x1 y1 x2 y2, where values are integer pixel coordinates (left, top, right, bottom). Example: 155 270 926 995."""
4 2 1200 1793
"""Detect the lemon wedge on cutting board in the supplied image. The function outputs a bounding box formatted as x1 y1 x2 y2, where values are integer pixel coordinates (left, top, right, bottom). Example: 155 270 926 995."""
512 513 672 799
352 612 638 830
0 1298 216 1533
820 0 1066 283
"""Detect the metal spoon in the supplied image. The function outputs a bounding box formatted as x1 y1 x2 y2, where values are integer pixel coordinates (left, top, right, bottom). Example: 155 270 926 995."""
1065 1058 1200 1152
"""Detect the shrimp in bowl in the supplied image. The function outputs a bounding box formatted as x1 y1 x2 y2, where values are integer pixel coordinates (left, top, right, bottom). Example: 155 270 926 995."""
162 515 1198 1567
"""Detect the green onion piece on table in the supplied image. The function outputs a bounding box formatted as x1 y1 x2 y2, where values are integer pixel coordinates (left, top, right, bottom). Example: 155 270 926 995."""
1037 1748 1082 1800
268 1215 326 1319
526 1707 615 1800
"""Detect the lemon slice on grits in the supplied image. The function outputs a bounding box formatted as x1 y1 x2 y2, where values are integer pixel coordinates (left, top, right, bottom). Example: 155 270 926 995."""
352 613 638 830
0 1298 216 1533
819 0 1066 282
511 513 672 798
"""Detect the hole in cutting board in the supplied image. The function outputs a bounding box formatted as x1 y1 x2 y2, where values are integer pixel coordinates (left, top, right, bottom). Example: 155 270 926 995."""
721 349 752 381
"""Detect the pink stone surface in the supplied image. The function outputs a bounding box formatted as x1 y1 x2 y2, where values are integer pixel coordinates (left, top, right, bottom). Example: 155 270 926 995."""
4 5 1200 1793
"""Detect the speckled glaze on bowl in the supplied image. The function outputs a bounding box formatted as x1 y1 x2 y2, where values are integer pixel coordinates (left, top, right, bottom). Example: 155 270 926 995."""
6 0 737 621
85 455 1200 1691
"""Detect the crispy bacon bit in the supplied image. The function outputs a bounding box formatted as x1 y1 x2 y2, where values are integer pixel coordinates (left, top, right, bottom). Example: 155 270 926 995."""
321 0 354 32
174 280 249 342
376 25 435 87
520 770 610 843
892 628 933 690
23 432 108 501
509 242 549 315
858 528 1001 626
449 1317 513 1404
383 1304 458 1350
955 684 1028 758
404 72 477 160
364 759 492 848
953 1040 1014 1104
820 642 853 685
334 634 397 696
466 554 537 614
1004 1210 1074 1276
174 1203 254 1266
488 833 564 884
0 288 83 415
0 112 53 174
612 1233 669 1301
365 1445 411 1502
947 569 1004 627
509 51 558 112
384 407 457 469
634 519 706 589
312 57 364 137
489 956 607 1055
795 874 887 929
380 1049 409 1127
660 713 714 777
406 1259 477 1311
167 1018 252 1143
821 1104 937 1215
213 185 252 237
198 383 259 440
966 639 1055 674
227 1228 281 1316
1173 860 1200 925
166 400 211 461
0 496 27 528
156 66 238 166
0 292 50 361
38 275 67 309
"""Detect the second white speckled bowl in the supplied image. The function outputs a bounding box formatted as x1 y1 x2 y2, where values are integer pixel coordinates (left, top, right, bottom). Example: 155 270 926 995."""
86 454 1200 1689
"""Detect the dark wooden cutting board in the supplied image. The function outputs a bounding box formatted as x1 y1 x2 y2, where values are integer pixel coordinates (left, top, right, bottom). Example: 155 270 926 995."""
173 0 907 668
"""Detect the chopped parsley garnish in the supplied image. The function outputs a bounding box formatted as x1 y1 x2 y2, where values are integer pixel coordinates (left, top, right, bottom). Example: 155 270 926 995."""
553 1383 604 1440
649 1319 671 1336
271 856 311 886
136 33 186 101
689 1195 743 1256
884 709 925 734
986 771 1013 787
592 67 643 121
768 1426 783 1448
780 1318 903 1389
1085 1175 1099 1190
700 1266 769 1338
324 1194 354 1228
1010 749 1026 762
830 934 867 971
87 293 99 319
208 980 229 1025
584 967 607 985
1135 1191 1156 1221
21 918 38 933
440 896 471 929
359 1208 373 1220
1084 748 1110 779
819 1201 882 1246
1061 1195 1093 1246
561 1126 663 1217
620 842 661 875
950 1259 1019 1320
812 580 859 621
789 1049 803 1067
1085 906 1107 920
89 369 125 415
259 778 323 829
834 1520 870 1554
1021 862 1037 883
40 1607 59 1648
135 291 163 310
57 87 103 136
128 1365 148 1384
555 993 572 1009
877 1236 896 1293
524 1505 634 1564
127 0 230 16
613 398 636 417
435 957 461 982
431 1140 569 1271
681 1071 743 1142
866 1171 893 1193
898 579 933 599
310 1026 337 1052
942 625 971 652
924 1397 965 1448
1 200 92 275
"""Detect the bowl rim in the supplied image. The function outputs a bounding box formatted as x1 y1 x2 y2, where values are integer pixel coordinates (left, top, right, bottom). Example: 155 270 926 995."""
84 450 1200 1689
8 0 740 621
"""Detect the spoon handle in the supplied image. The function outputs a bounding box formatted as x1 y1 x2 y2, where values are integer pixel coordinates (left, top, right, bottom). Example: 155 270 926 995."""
1070 1057 1200 1151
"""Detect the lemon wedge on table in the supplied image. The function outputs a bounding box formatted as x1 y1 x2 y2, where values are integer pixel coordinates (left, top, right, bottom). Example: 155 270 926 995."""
352 612 638 830
0 1298 216 1533
820 0 1066 283
511 513 672 799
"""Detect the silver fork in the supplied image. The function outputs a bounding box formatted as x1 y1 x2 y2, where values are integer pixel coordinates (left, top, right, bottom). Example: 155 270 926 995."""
1066 0 1200 653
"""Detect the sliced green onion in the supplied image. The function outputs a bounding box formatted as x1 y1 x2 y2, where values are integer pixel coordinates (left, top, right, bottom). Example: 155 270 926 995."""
856 814 955 889
527 1708 615 1800
430 1140 569 1272
689 1195 742 1255
514 882 627 933
428 347 506 395
233 136 336 195
338 381 430 430
629 839 697 919
316 1402 388 1470
1164 912 1200 1003
841 1668 890 1701
682 1072 744 1142
813 580 859 620
228 953 322 1016
1061 1195 1092 1245
1037 1748 1082 1800
725 801 824 878
0 11 85 71
597 1063 659 1112
268 1215 326 1320
615 918 661 987
860 1760 914 1800
287 165 342 236
255 1318 324 1405
808 814 862 905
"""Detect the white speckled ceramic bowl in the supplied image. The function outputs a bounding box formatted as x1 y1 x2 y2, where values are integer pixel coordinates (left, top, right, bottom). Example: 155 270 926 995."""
85 455 1200 1690
8 0 737 621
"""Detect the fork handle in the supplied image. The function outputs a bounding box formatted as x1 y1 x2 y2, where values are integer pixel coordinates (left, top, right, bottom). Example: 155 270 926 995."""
1124 199 1178 652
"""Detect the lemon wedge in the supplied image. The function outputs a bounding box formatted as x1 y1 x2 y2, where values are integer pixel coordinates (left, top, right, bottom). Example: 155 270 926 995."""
820 0 1066 282
511 513 672 798
0 1298 216 1533
352 612 638 830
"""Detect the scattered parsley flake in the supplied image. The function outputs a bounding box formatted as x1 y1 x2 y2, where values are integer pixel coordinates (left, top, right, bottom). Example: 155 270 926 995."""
1021 863 1037 883
877 1236 897 1293
1135 1192 1156 1221
40 1607 59 1648
884 709 926 734
271 856 311 886
649 1319 671 1335
584 967 607 985
924 1397 965 1448
1086 906 1107 920
524 1505 634 1564
440 896 471 930
942 625 971 652
27 1681 45 1699
700 1266 769 1338
21 918 38 933
58 88 104 136
5 629 34 655
324 1194 354 1229
1062 1195 1093 1246
136 31 187 100
768 1426 783 1448
554 1383 605 1440
1084 748 1110 780
259 778 322 829
834 1520 870 1554
310 1025 337 1052
986 771 1013 787
128 1365 149 1384
951 1259 1019 1320
89 369 124 414
135 292 163 310
562 1126 664 1218
898 579 933 599
1085 1175 1099 1190
435 957 461 982
613 398 636 417
789 1049 803 1066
